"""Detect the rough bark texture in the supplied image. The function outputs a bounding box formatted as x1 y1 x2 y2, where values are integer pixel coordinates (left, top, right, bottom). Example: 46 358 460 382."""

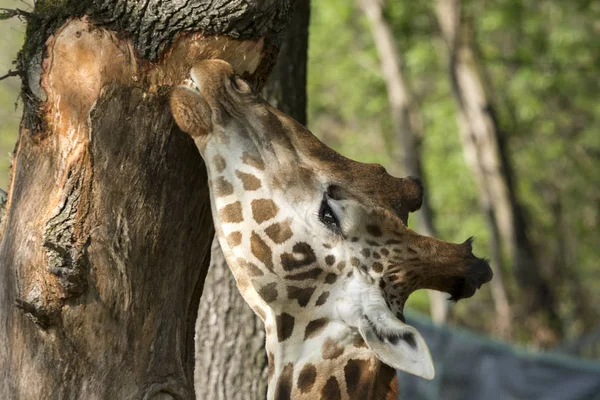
194 3 309 398
0 1 293 399
357 0 449 323
435 0 559 342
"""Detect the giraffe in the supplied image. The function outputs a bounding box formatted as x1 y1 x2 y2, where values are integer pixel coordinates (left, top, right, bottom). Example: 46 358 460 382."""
170 60 493 399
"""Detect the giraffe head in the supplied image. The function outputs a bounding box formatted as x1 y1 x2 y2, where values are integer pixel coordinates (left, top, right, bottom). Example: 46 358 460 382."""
171 60 492 389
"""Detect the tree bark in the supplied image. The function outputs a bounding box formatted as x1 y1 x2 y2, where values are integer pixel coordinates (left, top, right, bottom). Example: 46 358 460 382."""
435 0 560 342
194 3 309 398
0 1 293 399
357 0 449 323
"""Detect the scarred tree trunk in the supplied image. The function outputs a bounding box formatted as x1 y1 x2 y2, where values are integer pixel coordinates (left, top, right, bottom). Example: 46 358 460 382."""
194 3 309 397
0 1 293 399
435 0 558 342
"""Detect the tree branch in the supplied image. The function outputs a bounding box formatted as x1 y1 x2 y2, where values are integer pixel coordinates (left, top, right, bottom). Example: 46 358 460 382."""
0 7 32 21
0 69 20 81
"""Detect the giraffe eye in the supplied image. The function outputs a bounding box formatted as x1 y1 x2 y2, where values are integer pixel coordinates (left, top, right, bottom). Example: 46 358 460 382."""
319 194 341 232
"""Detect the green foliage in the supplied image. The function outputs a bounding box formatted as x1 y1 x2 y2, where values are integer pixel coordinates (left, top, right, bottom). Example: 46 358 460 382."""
0 0 25 189
309 0 599 347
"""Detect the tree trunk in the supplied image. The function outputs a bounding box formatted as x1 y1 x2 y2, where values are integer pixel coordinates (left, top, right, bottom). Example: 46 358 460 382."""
435 0 560 342
0 1 293 399
194 3 309 398
357 0 449 323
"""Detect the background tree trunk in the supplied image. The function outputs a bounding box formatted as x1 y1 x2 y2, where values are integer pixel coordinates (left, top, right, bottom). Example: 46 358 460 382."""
0 1 293 399
194 3 310 398
435 0 560 342
357 0 449 323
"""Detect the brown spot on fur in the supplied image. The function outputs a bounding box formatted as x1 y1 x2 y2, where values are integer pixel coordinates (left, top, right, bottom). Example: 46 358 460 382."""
345 359 374 399
373 251 381 259
237 258 264 276
242 151 265 170
268 352 275 381
304 318 329 339
372 262 384 273
258 282 278 303
316 291 330 306
366 239 380 246
361 248 371 258
321 337 344 359
265 218 293 244
214 176 234 197
219 201 243 223
351 257 361 267
226 231 242 247
366 225 383 237
251 231 273 271
276 313 295 342
297 363 317 393
353 335 369 348
325 273 337 284
275 362 293 400
337 261 346 271
236 169 262 190
251 199 279 223
286 268 322 281
321 377 342 400
325 255 336 266
280 242 317 271
213 155 227 173
380 248 389 256
287 286 315 307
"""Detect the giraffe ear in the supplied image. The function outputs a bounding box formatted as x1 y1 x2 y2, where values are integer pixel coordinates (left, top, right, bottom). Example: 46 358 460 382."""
170 85 213 138
358 311 435 380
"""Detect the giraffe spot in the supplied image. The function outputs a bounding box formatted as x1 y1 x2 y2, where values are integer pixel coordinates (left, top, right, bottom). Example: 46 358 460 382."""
274 362 293 400
287 286 315 307
267 352 275 381
320 377 341 400
372 262 384 273
251 231 274 271
366 225 383 237
286 268 322 281
213 154 227 173
214 176 234 197
353 336 369 348
304 318 329 339
373 251 381 259
350 257 361 267
387 239 403 245
235 170 262 191
366 239 380 246
258 282 278 303
251 199 279 224
344 359 374 399
324 273 337 284
297 363 317 393
315 291 330 306
337 261 346 271
265 218 293 244
347 270 354 278
218 201 243 223
323 243 332 249
226 231 242 247
321 337 344 360
281 242 317 271
276 313 295 342
380 248 389 256
325 255 336 266
361 248 371 258
242 151 265 170
238 258 264 276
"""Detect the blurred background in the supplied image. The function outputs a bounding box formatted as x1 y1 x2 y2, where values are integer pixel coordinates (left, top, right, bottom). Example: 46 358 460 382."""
0 0 599 396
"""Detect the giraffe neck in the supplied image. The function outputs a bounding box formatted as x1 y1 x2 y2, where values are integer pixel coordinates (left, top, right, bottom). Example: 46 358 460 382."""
264 320 398 400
